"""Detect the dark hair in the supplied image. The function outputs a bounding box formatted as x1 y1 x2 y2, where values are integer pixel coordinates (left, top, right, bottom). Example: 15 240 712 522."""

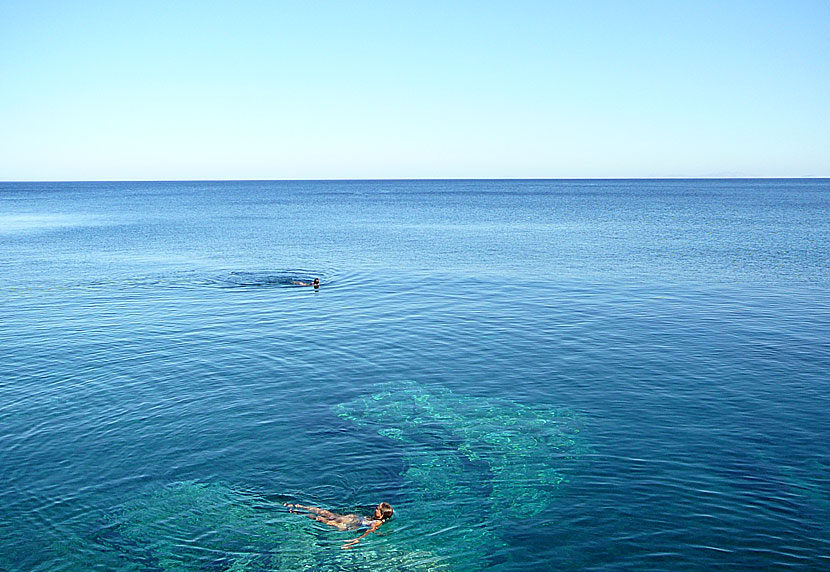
377 502 393 520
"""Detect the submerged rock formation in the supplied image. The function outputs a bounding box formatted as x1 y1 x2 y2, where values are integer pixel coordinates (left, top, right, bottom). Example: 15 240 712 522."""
95 382 581 571
336 381 582 519
336 381 583 564
99 481 450 572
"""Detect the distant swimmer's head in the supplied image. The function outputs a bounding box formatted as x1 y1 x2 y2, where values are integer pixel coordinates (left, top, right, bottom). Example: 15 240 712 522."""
373 502 393 521
313 278 320 287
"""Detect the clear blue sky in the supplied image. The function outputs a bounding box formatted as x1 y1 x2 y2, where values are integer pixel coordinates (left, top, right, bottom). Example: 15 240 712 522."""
1 0 828 180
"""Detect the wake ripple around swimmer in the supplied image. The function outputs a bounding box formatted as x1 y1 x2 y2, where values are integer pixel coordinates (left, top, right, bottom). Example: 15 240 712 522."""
201 269 326 290
1 267 362 296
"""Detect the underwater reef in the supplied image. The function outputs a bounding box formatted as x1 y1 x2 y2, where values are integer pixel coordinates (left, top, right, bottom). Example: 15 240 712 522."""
335 381 583 563
97 481 450 572
336 381 582 516
90 382 581 571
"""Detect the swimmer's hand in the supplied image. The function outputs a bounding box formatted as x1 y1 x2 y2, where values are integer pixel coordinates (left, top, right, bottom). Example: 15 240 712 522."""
340 521 381 549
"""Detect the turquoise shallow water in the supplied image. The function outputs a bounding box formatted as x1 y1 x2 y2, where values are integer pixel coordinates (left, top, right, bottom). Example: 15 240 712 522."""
1 179 829 571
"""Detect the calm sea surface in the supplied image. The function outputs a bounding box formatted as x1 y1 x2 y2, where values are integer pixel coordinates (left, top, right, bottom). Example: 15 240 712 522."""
1 179 829 571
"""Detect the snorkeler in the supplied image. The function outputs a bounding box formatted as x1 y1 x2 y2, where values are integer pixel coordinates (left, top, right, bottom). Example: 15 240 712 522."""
284 502 393 549
290 277 320 288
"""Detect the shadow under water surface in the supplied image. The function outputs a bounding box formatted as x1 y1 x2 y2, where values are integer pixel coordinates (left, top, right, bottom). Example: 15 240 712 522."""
204 271 324 290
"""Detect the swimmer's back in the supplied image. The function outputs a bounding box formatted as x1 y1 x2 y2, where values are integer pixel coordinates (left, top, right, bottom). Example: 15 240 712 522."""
334 514 376 530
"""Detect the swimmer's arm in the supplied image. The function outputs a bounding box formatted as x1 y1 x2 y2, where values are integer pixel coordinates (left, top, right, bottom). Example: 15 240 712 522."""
341 522 381 550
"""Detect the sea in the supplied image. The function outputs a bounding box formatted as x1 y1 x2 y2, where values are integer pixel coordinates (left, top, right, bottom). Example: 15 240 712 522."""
1 179 828 571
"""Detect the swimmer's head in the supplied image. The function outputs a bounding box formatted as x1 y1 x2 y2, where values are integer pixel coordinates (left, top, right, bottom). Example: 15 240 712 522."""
313 278 320 286
374 502 393 521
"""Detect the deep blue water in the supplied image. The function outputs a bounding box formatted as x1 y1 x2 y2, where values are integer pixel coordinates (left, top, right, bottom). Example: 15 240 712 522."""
1 179 829 571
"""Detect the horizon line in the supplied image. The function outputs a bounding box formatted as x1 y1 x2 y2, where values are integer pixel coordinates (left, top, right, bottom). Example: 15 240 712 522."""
1 176 828 184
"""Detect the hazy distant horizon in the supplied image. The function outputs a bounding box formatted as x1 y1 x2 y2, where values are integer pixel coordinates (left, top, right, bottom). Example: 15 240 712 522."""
3 176 829 184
